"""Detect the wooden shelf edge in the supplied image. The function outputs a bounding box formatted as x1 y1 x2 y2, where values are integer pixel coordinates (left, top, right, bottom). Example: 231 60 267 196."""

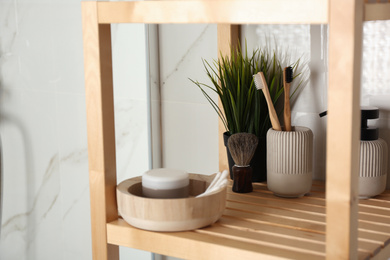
107 219 325 260
94 1 390 25
96 0 328 24
364 3 390 21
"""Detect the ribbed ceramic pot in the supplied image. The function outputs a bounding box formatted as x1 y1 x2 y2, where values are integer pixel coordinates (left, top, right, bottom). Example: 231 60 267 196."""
267 126 313 198
359 138 388 199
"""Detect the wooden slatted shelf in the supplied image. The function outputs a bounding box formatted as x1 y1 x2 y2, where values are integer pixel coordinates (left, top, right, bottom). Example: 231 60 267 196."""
81 1 390 259
107 181 390 260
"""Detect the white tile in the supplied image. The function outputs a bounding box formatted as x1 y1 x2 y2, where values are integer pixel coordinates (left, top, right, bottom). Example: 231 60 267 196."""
56 93 91 260
114 98 150 182
292 111 327 180
367 94 390 119
243 24 328 114
242 24 311 61
0 89 63 259
361 20 390 105
159 24 218 105
51 4 86 94
111 24 148 101
161 101 219 174
10 4 57 92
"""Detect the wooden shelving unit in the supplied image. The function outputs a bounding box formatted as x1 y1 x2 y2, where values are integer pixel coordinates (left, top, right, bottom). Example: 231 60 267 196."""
81 1 390 259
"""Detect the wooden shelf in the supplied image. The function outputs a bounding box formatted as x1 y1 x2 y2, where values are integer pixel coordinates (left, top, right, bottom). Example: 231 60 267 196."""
365 3 390 21
81 1 390 259
107 181 390 260
96 1 328 24
92 1 390 24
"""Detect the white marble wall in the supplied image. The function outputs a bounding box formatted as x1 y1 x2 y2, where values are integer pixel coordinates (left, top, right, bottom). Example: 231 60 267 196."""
0 1 151 260
159 24 219 175
159 24 326 178
160 22 390 187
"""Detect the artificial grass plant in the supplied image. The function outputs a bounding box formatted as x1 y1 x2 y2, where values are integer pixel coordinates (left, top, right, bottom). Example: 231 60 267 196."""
190 42 307 138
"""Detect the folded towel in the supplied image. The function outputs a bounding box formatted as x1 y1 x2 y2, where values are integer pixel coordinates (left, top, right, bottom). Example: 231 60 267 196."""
196 170 228 198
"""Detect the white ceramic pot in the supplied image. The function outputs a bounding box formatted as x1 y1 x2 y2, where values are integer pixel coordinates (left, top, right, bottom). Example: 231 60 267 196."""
359 138 388 199
267 126 313 198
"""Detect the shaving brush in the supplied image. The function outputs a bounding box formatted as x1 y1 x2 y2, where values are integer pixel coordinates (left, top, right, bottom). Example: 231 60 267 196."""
227 133 258 193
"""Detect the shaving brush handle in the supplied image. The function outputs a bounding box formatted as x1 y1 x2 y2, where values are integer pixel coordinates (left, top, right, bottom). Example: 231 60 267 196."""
232 165 253 193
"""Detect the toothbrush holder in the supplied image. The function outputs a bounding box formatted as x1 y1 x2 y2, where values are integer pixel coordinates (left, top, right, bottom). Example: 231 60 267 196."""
266 126 313 198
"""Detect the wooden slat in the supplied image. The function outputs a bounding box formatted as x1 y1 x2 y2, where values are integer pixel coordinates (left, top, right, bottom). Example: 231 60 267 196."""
81 2 119 260
357 240 382 258
359 213 390 228
359 220 390 236
223 208 326 234
196 224 325 257
365 3 390 21
108 219 324 260
96 1 328 24
227 193 326 215
358 230 390 247
326 0 363 259
253 181 326 194
226 200 325 223
360 205 390 217
236 189 326 206
242 188 390 219
217 216 325 243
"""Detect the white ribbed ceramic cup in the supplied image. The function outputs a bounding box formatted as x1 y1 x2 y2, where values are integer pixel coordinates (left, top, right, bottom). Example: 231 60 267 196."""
359 138 388 199
267 126 313 198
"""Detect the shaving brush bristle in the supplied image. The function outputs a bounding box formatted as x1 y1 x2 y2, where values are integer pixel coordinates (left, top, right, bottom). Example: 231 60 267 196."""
227 133 258 166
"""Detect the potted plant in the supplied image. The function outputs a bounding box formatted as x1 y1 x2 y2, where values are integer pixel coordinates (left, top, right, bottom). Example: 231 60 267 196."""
190 42 306 182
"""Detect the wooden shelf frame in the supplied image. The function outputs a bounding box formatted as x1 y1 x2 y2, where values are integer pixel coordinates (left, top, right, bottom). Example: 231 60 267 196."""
81 1 390 259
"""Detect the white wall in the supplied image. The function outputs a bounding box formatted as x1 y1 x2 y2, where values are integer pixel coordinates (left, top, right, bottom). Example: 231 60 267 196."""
0 1 151 259
159 24 219 175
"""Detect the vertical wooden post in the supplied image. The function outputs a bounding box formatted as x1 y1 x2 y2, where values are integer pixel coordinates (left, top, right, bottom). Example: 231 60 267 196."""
217 24 240 173
82 2 119 260
326 0 363 259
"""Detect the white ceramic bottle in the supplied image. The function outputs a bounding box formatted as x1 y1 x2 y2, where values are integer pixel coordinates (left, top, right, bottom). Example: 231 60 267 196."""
359 107 388 199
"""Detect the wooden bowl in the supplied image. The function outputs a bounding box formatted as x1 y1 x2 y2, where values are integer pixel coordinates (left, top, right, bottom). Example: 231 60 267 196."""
117 173 227 232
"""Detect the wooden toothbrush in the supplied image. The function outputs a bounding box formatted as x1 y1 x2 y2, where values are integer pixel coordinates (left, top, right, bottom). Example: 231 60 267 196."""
283 67 293 131
253 72 282 131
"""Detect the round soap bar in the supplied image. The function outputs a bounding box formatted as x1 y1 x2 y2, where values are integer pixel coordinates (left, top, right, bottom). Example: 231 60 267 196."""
142 168 189 198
